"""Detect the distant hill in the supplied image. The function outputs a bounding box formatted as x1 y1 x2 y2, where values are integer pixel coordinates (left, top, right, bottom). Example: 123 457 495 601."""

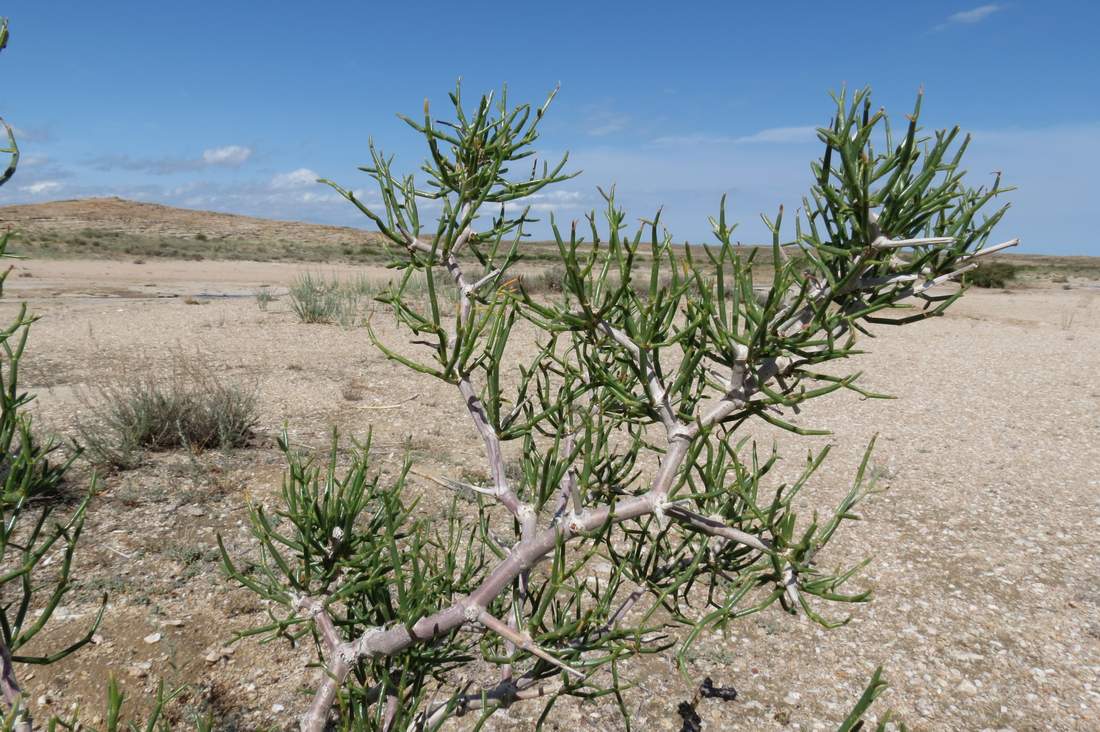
0 197 1094 279
0 197 388 262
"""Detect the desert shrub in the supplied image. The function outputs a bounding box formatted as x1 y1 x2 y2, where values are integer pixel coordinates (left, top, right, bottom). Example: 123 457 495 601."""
288 272 367 325
289 272 340 322
388 270 461 308
254 286 275 311
79 359 257 469
526 265 567 293
967 260 1017 288
291 271 465 326
219 83 1016 731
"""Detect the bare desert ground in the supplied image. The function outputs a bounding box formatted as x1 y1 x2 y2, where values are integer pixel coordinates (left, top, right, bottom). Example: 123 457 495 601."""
1 255 1098 731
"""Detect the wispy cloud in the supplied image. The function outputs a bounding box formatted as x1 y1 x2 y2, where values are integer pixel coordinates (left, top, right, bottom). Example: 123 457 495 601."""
20 180 62 195
652 125 819 147
503 189 586 215
201 145 252 165
86 144 254 174
270 168 320 189
582 102 631 137
11 125 53 144
650 133 733 147
735 125 819 144
936 4 1004 30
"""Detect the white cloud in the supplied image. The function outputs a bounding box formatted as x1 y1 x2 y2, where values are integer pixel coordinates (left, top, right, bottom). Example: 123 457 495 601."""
87 144 254 174
937 4 1003 30
271 168 320 189
735 125 819 144
504 189 586 214
21 180 62 195
298 190 340 204
652 125 819 147
201 145 252 166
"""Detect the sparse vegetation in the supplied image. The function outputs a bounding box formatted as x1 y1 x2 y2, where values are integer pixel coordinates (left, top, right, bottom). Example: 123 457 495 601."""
288 272 360 324
967 260 1018 288
521 265 567 294
79 358 257 469
253 286 275 311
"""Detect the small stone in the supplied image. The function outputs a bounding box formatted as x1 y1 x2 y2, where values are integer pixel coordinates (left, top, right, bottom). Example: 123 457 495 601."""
163 619 185 627
127 662 151 678
272 704 285 713
958 679 978 696
91 634 104 645
143 632 162 644
784 691 801 705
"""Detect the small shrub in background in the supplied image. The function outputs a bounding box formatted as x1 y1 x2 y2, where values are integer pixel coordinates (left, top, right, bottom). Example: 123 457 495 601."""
525 265 567 294
966 260 1017 288
289 272 345 323
79 357 258 469
254 286 275 311
289 271 460 325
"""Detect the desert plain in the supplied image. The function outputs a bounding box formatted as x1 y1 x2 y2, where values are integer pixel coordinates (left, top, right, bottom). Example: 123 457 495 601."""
0 201 1097 731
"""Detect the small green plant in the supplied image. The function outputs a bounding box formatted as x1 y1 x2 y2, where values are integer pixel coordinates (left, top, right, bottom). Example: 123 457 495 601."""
966 260 1017 288
254 287 275 311
79 357 257 469
288 272 344 323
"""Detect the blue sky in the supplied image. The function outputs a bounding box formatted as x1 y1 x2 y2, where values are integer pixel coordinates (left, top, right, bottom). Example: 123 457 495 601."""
1 2 1096 254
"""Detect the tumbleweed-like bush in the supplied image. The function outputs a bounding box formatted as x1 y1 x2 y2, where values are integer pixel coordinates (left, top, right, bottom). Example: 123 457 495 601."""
78 355 258 470
217 84 1016 730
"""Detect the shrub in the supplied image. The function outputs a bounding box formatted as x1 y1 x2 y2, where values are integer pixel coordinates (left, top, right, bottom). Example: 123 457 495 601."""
966 260 1017 288
220 83 1017 731
525 265 567 293
79 358 257 469
254 286 275 311
288 272 345 323
290 271 458 325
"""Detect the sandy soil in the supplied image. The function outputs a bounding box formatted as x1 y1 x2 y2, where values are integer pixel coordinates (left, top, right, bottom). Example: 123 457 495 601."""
2 258 1098 731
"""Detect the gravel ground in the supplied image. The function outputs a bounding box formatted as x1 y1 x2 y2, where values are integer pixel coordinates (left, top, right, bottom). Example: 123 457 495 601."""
2 258 1098 731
